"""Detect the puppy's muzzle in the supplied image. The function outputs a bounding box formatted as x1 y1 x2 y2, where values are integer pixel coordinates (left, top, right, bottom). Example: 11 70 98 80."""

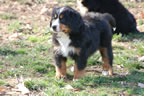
52 25 57 31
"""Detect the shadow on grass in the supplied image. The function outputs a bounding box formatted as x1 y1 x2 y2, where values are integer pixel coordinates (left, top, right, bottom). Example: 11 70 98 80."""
0 49 25 56
118 32 144 42
0 49 18 56
74 70 144 95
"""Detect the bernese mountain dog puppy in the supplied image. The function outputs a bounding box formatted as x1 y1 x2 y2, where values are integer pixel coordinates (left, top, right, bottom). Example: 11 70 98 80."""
77 0 139 35
50 6 113 80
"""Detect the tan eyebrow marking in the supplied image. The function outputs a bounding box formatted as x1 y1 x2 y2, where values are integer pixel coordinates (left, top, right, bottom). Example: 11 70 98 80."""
54 14 57 19
60 14 64 19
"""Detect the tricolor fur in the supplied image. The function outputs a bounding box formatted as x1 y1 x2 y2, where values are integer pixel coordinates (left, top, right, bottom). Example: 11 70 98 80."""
50 6 113 80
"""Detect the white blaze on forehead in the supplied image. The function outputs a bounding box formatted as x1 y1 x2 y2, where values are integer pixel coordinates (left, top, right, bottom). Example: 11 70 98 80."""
51 7 66 32
59 7 65 13
53 7 75 57
51 18 60 32
57 32 75 57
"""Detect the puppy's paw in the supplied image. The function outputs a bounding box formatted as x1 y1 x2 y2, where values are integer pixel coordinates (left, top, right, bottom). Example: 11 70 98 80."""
56 74 67 79
102 71 109 76
73 71 85 81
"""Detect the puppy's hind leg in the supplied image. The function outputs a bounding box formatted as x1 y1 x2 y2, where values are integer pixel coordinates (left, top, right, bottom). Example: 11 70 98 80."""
99 46 113 76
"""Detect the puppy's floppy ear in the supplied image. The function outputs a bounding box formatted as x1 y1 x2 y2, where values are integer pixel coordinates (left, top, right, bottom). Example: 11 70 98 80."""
67 9 84 33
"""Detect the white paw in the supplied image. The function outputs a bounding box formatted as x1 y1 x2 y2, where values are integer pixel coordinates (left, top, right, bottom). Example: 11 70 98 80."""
73 79 78 81
102 71 109 76
70 66 74 72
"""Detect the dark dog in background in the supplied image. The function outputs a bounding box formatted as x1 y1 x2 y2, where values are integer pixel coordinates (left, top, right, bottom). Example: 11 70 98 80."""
77 0 139 35
50 6 113 80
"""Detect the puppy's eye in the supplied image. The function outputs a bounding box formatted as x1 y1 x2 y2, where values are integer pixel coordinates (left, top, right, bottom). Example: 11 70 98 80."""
54 14 57 19
59 14 63 19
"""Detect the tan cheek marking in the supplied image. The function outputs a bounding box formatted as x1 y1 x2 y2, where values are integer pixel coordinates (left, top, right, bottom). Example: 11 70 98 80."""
60 14 63 19
60 24 71 33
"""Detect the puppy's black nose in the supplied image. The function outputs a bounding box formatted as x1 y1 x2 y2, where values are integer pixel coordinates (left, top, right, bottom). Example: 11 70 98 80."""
52 25 57 31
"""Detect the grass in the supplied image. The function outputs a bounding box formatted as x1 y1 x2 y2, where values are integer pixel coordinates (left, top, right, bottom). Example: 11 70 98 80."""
0 79 7 86
0 0 144 95
4 0 46 4
1 30 144 95
122 2 137 8
56 0 76 7
8 21 23 32
138 19 144 25
24 79 48 91
0 13 16 20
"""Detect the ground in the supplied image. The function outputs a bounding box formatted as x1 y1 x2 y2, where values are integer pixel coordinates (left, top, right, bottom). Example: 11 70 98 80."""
0 0 144 96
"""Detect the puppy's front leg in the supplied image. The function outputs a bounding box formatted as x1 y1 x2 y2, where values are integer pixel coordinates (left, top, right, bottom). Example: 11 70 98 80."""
73 63 85 81
54 54 67 79
73 55 87 80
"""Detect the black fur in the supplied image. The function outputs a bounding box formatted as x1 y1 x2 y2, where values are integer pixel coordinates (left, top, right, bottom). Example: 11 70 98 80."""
50 6 113 77
79 0 139 35
83 12 116 34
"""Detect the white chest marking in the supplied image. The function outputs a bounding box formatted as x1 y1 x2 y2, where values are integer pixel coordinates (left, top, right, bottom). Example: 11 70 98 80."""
57 32 75 57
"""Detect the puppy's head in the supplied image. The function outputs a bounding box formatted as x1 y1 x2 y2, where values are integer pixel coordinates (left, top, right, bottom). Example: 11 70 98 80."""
50 6 84 34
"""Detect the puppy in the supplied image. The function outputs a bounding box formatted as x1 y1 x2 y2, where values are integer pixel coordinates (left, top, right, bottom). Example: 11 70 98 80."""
85 12 116 33
50 6 113 80
77 0 139 35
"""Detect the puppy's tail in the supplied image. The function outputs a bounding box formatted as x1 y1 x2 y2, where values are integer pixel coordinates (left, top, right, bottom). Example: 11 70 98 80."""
102 13 116 28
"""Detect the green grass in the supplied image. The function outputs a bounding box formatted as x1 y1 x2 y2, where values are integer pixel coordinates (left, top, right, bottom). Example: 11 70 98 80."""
0 13 16 20
0 1 144 95
0 79 7 86
138 19 144 25
56 0 76 7
24 79 48 91
4 0 46 4
33 0 46 4
122 2 137 8
1 31 144 95
8 21 23 32
87 53 101 66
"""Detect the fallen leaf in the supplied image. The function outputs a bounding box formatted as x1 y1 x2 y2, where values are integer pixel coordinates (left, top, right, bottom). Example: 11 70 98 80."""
0 87 7 93
40 6 48 15
0 69 6 73
8 33 26 41
138 83 144 88
64 85 80 92
16 76 30 95
138 56 144 62
142 12 144 19
120 72 129 76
